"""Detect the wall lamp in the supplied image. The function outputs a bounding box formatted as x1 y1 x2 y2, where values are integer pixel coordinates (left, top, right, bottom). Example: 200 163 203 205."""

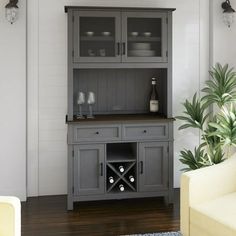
5 0 19 24
222 0 235 27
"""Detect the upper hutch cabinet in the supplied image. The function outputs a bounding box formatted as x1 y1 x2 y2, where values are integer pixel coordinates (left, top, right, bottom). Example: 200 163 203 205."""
73 9 168 63
122 11 167 63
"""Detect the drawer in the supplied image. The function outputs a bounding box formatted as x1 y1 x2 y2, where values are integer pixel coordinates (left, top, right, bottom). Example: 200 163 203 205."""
73 125 121 142
122 123 168 140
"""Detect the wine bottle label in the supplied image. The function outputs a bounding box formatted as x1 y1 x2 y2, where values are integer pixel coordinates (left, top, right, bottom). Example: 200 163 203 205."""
150 100 159 112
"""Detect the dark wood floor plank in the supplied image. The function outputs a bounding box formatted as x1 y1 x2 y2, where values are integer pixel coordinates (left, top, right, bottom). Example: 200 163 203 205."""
22 190 180 236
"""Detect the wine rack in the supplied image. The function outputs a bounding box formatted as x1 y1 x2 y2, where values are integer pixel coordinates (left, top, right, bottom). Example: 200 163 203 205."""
106 143 137 193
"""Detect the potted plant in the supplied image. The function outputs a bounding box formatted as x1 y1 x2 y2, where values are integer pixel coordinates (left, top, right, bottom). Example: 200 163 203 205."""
177 63 236 171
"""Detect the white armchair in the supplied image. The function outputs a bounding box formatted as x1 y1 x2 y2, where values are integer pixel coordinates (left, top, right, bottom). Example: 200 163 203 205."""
0 196 21 236
181 153 236 236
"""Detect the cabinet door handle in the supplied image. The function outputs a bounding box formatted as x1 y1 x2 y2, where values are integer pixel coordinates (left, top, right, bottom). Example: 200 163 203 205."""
117 42 120 55
95 131 99 135
140 161 144 174
122 42 126 55
100 163 103 176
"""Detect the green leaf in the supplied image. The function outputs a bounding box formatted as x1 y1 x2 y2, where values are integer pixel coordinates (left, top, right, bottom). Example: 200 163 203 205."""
201 63 236 108
176 93 208 131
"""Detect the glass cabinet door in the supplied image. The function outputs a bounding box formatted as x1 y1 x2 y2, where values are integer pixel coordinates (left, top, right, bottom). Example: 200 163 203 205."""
122 12 168 63
74 11 121 63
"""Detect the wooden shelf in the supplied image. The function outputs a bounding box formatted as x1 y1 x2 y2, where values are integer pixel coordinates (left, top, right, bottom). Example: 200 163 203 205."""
128 37 161 42
107 155 136 163
107 143 137 163
80 36 115 41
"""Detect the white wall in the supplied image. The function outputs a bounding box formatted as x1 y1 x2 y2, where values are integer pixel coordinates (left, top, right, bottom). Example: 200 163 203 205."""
27 0 210 196
0 0 27 201
210 0 236 68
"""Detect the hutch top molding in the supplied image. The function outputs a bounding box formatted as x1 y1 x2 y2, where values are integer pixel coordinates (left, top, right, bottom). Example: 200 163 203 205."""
65 6 176 13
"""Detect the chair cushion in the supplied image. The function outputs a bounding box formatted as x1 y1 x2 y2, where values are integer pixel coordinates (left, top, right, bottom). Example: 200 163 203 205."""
190 192 236 236
0 202 15 236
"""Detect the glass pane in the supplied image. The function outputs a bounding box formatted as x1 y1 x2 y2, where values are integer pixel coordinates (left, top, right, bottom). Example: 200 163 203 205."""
127 18 162 57
79 17 116 57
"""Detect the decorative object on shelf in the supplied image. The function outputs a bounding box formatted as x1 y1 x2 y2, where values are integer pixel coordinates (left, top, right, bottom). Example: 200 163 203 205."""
129 42 154 57
99 48 106 57
131 43 151 50
143 32 152 37
85 31 94 36
149 78 159 113
129 50 155 57
5 0 18 24
76 92 85 119
101 31 111 36
88 49 95 56
222 0 235 27
130 32 139 37
87 91 95 118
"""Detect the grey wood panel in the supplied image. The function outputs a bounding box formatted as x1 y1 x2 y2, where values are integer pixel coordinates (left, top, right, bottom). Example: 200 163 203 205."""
73 68 167 116
139 142 168 192
67 9 74 121
122 123 168 140
167 11 173 118
73 124 121 142
74 144 105 196
67 144 74 210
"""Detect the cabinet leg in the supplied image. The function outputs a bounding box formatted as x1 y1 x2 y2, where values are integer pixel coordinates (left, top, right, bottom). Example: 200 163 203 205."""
164 194 174 205
67 196 74 211
164 195 169 205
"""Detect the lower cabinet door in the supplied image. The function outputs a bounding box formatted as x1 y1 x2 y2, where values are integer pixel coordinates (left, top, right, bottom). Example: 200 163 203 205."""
139 142 168 192
74 144 105 196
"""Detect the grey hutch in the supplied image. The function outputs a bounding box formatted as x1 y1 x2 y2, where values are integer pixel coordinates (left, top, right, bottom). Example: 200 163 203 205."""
65 6 175 210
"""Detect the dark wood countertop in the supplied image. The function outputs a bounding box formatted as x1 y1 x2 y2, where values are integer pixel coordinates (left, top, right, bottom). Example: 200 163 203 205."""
66 114 175 124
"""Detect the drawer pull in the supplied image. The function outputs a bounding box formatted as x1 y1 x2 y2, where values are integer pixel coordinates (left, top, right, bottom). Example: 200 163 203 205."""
95 131 99 135
140 161 144 174
100 163 103 176
143 130 147 133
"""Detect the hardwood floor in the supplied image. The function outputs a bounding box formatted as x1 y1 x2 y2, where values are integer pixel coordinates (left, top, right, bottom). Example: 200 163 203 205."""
21 190 180 236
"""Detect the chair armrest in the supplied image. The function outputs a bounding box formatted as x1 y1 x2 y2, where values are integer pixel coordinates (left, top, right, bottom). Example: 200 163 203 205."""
180 153 236 236
0 196 21 236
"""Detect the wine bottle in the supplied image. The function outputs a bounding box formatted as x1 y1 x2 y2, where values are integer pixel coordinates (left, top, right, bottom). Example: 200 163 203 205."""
129 175 135 183
108 176 114 184
119 165 125 173
119 184 125 192
149 78 159 113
